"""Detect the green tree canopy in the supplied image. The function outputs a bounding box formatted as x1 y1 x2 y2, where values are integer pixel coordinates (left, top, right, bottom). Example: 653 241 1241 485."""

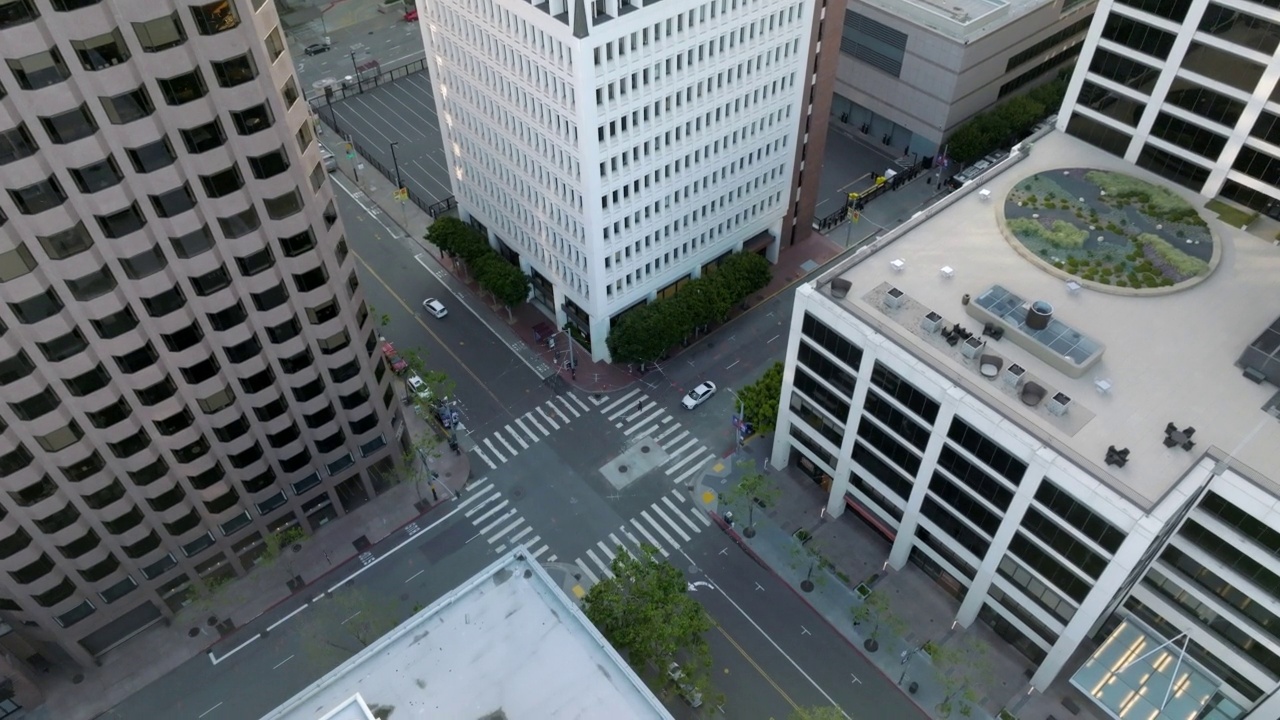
737 361 784 434
720 465 780 529
946 73 1068 164
583 545 714 692
790 706 847 720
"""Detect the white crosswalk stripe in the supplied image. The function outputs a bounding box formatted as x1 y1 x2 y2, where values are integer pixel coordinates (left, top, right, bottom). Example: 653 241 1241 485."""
576 558 600 585
514 417 539 442
596 392 719 485
483 438 507 464
458 479 553 559
467 397 589 468
572 493 712 581
536 407 560 430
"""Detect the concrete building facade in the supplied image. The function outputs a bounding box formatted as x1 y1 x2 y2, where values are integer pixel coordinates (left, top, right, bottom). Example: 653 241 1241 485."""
416 0 816 360
770 132 1280 718
1059 0 1280 217
830 0 1096 160
0 0 398 683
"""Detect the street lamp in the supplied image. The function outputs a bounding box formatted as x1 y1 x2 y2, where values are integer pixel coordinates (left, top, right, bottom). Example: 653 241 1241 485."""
350 51 363 93
726 387 746 449
390 141 403 192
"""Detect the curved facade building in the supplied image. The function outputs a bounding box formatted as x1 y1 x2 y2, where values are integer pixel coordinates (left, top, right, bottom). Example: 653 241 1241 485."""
0 0 397 676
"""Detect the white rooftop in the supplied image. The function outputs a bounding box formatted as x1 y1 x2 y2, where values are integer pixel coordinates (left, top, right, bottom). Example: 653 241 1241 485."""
821 130 1280 508
261 551 673 720
863 0 1056 43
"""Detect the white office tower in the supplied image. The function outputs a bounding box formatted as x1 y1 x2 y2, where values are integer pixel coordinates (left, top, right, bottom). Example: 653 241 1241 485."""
417 0 815 360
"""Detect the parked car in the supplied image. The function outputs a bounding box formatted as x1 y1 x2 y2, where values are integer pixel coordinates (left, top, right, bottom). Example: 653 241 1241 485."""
681 381 717 410
422 298 448 318
406 374 432 402
381 342 408 373
319 145 337 172
666 663 703 708
404 8 419 22
303 42 331 56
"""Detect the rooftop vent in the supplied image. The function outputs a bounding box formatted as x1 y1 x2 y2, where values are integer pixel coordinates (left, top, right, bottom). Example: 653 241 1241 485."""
830 278 852 299
1003 363 1026 388
1105 445 1130 468
1026 300 1053 331
1048 392 1071 416
884 286 904 309
921 311 943 333
961 336 984 359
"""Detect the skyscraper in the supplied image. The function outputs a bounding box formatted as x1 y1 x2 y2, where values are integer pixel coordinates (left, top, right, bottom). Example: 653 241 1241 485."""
417 0 817 360
0 0 396 676
1058 0 1280 217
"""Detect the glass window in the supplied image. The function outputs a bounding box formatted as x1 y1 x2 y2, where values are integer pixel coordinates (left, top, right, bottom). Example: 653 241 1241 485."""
90 306 137 339
1113 0 1192 22
921 496 989 559
946 418 1027 484
1066 112 1133 156
1087 48 1159 96
1199 4 1280 55
264 188 303 219
0 0 39 29
224 335 261 363
1100 13 1175 58
135 376 177 406
869 361 939 424
141 286 186 317
1136 144 1211 190
1021 507 1108 579
71 27 130 70
0 243 35 282
198 385 235 413
1075 81 1146 128
126 136 176 173
99 86 154 125
281 75 300 108
236 245 275 276
51 0 102 10
37 420 83 452
96 202 147 238
1150 112 1228 159
9 388 61 422
792 367 849 421
162 322 203 352
157 68 207 105
864 389 930 450
1233 146 1280 186
133 12 186 52
0 349 34 384
217 204 260 238
796 341 854 396
38 328 87 361
200 164 244 198
1163 77 1244 128
120 245 168 280
212 53 257 87
253 283 289 311
180 118 225 154
249 146 290 179
296 121 313 154
7 47 71 89
0 123 37 165
279 228 316 257
70 155 123 193
114 342 157 374
9 175 66 214
230 103 273 135
191 265 231 296
264 26 285 60
170 225 215 259
292 263 329 292
10 287 63 324
1181 42 1264 92
66 266 117 301
86 399 132 430
207 300 247 331
190 0 240 35
150 184 196 218
266 316 301 343
40 103 98 144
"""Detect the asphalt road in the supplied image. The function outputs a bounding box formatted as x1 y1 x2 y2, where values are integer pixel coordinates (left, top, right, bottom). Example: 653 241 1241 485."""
290 17 424 100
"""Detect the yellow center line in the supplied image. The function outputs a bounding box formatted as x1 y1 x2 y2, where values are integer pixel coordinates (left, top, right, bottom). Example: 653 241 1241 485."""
715 623 801 713
354 250 510 416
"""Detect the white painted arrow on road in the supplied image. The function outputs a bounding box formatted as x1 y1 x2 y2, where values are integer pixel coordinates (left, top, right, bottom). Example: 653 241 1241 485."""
686 580 715 592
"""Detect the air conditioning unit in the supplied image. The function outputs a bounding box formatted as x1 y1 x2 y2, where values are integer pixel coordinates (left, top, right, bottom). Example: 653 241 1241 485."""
921 311 942 333
961 336 984 359
1048 392 1072 416
1002 363 1025 388
884 286 904 309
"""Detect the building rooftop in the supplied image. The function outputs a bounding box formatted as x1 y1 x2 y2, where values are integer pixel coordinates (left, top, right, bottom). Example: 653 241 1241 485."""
261 551 673 720
816 130 1280 509
862 0 1063 44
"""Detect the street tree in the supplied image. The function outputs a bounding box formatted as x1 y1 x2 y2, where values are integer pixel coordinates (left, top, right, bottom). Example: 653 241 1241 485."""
720 464 780 537
423 216 473 258
737 361 784 434
713 251 772 303
930 637 991 718
582 545 715 695
849 589 905 652
259 525 309 591
607 303 676 365
368 303 392 332
790 706 847 720
299 585 403 661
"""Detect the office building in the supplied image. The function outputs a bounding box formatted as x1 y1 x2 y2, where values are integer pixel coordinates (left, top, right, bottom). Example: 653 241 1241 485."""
0 0 398 684
831 0 1095 159
416 0 816 361
263 550 674 720
1059 0 1280 217
771 130 1280 718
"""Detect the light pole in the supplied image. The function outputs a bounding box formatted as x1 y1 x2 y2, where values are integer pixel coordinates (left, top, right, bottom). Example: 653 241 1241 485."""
389 140 403 192
726 387 746 450
350 51 362 93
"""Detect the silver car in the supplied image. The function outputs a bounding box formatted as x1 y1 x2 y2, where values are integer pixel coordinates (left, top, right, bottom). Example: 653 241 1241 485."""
319 146 337 172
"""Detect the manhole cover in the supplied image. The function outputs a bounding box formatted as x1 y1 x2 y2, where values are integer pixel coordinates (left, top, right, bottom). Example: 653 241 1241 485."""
618 464 628 473
188 628 199 638
207 616 218 627
511 486 525 500
640 444 651 453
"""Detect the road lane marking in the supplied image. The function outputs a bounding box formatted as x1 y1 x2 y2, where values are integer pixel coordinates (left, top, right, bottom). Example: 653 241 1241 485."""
483 438 507 463
272 655 295 670
405 570 425 583
644 508 688 545
508 526 534 544
478 508 518 535
514 417 539 442
673 461 708 488
801 626 811 635
662 496 704 534
575 558 600 585
322 499 470 597
487 516 525 543
666 437 699 459
651 506 693 543
666 447 710 475
524 412 549 435
506 424 529 449
462 490 499 517
207 634 260 665
529 541 549 559
597 540 617 560
585 549 612 576
557 396 581 418
536 406 560 430
566 392 592 411
495 432 518 456
661 430 691 450
623 408 665 435
199 702 224 718
629 518 668 557
601 389 641 415
714 625 800 713
674 490 713 525
266 604 310 632
471 499 509 525
548 401 571 423
472 447 497 469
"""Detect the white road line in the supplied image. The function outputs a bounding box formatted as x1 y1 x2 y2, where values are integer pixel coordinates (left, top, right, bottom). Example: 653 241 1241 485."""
667 448 710 476
266 604 310 632
508 526 534 544
663 496 704 534
405 569 425 583
536 406 561 430
619 527 642 553
495 432 518 456
650 505 693 542
525 412 549 435
494 544 506 553
548 400 572 423
472 447 497 469
607 398 646 422
629 518 668 556
462 489 499 517
506 424 530 449
653 423 682 442
633 423 659 441
487 516 525 543
530 544 549 559
515 416 540 442
641 509 682 548
674 489 714 525
623 408 666 435
597 540 618 560
453 479 492 511
666 437 699 459
272 654 294 670
672 461 707 487
546 554 558 562
661 430 690 449
483 438 507 463
199 702 224 718
558 392 583 415
585 548 612 576
478 508 519 535
575 558 601 585
601 388 642 415
471 498 509 524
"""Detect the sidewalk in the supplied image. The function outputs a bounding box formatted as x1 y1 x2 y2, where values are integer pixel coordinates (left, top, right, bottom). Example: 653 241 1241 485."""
690 439 1106 720
325 129 844 396
26 389 468 720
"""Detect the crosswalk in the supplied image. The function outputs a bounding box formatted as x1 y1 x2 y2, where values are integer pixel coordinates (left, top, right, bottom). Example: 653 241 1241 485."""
470 393 593 470
572 489 712 584
459 478 556 562
593 388 718 487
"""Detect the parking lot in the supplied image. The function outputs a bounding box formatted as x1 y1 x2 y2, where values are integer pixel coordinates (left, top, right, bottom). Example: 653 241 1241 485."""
317 71 455 210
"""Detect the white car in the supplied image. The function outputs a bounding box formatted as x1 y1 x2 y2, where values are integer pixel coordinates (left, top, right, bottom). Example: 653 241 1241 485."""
406 374 432 402
666 662 703 708
681 381 717 410
422 297 448 318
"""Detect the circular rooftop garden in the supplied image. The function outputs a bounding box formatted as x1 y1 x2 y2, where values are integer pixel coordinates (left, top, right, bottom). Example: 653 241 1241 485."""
1003 169 1216 292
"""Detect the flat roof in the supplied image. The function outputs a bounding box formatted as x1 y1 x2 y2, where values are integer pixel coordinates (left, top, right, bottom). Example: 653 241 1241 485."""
861 0 1055 43
819 130 1280 508
261 551 673 720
